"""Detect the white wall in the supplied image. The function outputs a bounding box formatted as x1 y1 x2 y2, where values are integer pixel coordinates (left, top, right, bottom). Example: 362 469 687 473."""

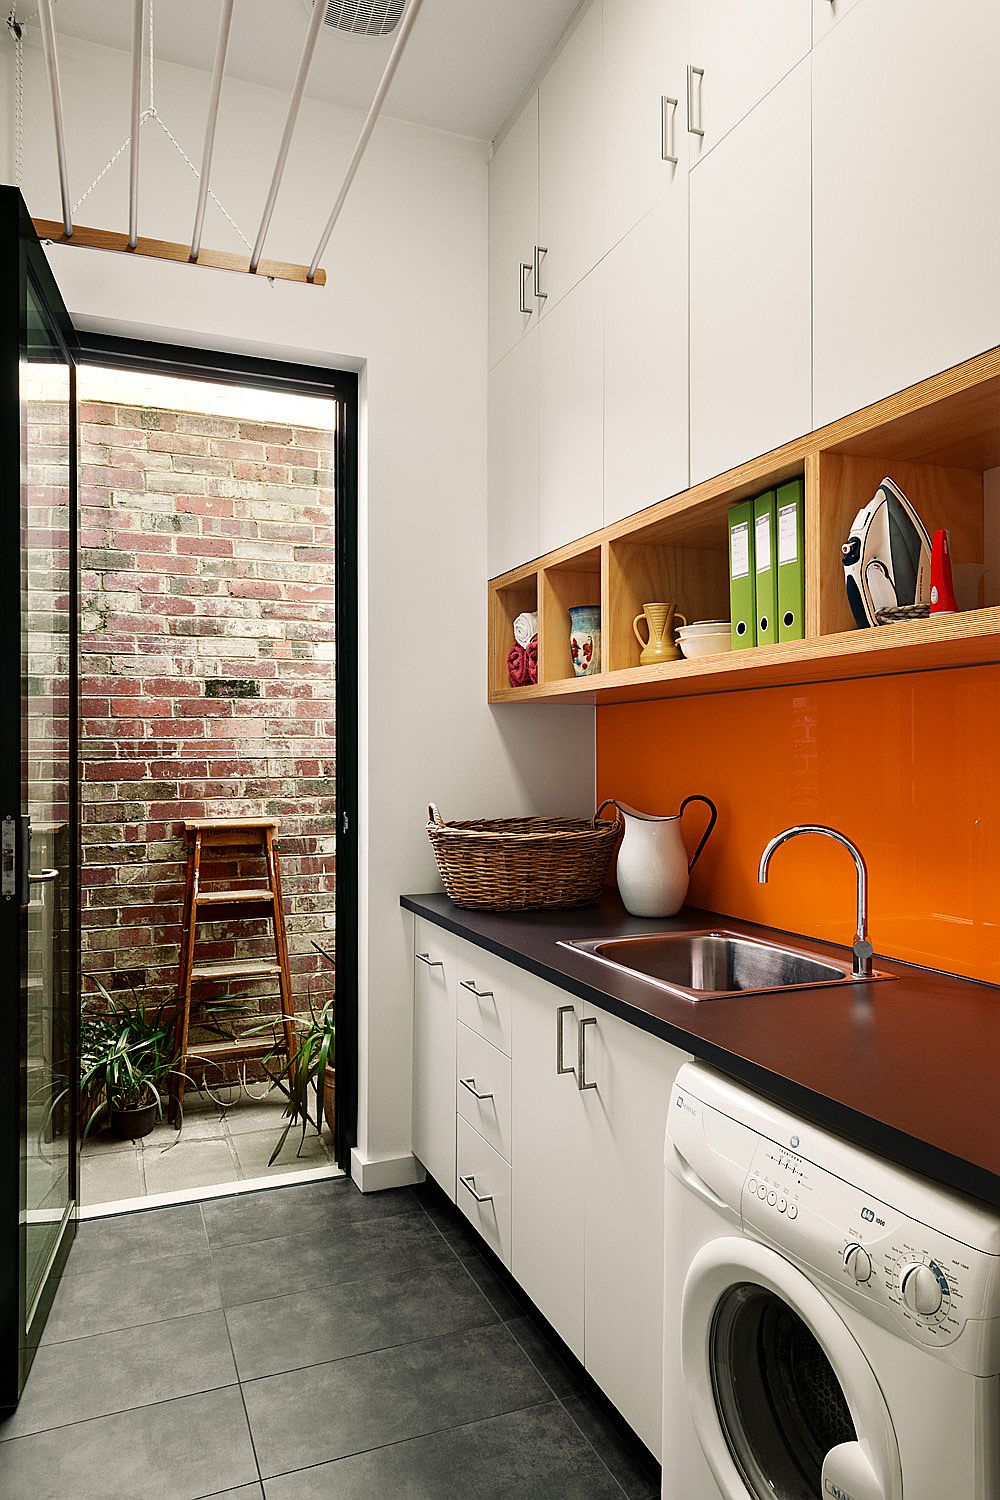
7 31 595 1187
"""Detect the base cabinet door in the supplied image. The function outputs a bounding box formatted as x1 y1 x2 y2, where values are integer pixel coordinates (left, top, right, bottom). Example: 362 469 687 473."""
412 921 457 1200
511 975 586 1360
580 1004 690 1459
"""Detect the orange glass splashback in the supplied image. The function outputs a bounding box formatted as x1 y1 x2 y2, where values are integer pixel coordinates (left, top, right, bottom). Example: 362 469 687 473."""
596 664 1000 985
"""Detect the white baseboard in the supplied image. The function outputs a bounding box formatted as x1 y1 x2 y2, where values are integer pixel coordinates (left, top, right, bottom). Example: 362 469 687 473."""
349 1148 426 1192
78 1163 344 1219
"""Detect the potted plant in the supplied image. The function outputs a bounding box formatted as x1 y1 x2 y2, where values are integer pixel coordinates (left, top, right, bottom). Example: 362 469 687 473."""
80 978 191 1140
245 939 335 1165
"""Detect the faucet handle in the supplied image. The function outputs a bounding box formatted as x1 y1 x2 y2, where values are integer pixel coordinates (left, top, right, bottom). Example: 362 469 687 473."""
852 937 874 980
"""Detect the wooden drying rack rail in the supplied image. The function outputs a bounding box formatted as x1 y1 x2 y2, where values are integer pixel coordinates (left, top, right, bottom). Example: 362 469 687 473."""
489 345 1000 705
33 218 327 286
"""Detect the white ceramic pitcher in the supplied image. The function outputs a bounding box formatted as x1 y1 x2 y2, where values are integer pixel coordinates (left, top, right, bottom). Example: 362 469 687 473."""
597 796 718 918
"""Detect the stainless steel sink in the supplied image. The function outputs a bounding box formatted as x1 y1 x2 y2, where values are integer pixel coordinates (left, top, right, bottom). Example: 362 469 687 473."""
558 930 893 1002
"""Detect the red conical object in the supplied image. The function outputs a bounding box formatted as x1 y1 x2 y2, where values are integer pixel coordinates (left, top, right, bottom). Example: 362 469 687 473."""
930 528 958 614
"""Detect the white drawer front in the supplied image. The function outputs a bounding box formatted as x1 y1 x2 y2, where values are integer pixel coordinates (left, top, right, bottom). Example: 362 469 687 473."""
457 1116 512 1268
454 940 512 1056
457 1022 512 1165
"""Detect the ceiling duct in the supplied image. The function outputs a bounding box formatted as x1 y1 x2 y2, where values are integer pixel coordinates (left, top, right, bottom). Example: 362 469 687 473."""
302 0 407 37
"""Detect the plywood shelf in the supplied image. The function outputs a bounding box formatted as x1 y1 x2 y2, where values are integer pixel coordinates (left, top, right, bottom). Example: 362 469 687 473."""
489 344 1000 706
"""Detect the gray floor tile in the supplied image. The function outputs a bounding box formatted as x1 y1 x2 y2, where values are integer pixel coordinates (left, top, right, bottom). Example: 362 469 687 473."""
243 1323 551 1479
211 1209 451 1307
144 1110 229 1145
459 1251 529 1321
226 1260 499 1380
1 1311 236 1440
200 1489 264 1499
230 1126 330 1180
221 1096 290 1136
262 1401 625 1499
563 1392 660 1500
506 1314 583 1398
42 1244 221 1343
202 1179 420 1249
66 1202 208 1278
0 1386 258 1500
80 1144 145 1206
143 1136 241 1196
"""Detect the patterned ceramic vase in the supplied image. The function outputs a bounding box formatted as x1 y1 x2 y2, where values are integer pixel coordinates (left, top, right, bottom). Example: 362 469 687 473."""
569 605 601 677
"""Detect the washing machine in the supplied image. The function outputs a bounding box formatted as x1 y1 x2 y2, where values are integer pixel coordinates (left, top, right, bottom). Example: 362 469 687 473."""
663 1062 1000 1500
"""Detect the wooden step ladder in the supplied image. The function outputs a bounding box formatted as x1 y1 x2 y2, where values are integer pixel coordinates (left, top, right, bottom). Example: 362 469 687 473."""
171 817 295 1122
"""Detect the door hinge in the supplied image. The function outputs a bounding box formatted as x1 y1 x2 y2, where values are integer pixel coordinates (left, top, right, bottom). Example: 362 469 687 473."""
341 811 349 835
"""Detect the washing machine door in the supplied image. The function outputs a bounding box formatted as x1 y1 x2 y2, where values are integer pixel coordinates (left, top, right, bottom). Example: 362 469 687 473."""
682 1237 902 1500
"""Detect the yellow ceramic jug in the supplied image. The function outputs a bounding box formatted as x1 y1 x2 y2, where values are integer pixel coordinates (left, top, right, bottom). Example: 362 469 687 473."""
633 602 686 665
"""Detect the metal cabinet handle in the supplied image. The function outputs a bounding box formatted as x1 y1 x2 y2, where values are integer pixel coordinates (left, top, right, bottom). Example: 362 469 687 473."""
556 1004 576 1077
28 869 59 884
519 261 533 314
578 1015 597 1091
459 1076 494 1102
661 95 678 163
687 65 705 137
460 979 494 1001
533 244 547 300
415 951 443 967
459 1173 494 1204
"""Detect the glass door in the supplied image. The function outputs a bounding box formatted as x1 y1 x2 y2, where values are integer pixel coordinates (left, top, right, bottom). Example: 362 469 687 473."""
0 187 79 1408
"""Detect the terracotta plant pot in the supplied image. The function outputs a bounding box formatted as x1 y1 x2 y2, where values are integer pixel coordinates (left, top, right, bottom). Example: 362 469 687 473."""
110 1091 159 1140
323 1070 336 1145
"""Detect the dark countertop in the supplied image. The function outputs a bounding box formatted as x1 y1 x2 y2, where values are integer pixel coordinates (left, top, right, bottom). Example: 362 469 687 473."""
401 890 1000 1210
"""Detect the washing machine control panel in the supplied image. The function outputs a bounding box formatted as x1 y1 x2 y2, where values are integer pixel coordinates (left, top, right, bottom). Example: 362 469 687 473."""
741 1138 996 1354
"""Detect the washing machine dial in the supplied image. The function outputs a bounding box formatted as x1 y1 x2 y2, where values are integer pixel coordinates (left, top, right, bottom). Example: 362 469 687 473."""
843 1243 873 1283
900 1261 945 1316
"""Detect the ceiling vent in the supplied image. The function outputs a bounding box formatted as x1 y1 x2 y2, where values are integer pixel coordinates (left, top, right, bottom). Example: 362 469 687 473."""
303 0 407 37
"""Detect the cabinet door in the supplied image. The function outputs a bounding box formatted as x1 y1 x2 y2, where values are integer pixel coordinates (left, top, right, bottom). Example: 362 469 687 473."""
412 920 457 1199
489 94 539 370
813 0 1000 426
511 974 585 1359
604 194 689 526
689 59 812 485
539 267 604 556
687 0 811 166
602 0 687 251
812 0 864 47
579 1006 689 1460
488 328 539 578
538 0 604 312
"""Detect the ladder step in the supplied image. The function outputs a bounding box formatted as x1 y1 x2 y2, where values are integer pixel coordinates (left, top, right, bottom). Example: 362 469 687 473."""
185 1037 283 1060
190 958 283 982
196 888 275 907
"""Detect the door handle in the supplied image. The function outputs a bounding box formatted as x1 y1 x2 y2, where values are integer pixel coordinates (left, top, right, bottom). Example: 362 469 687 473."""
556 1004 576 1077
415 951 443 967
661 95 678 163
28 869 59 884
578 1015 597 1091
687 65 705 137
459 1173 494 1205
519 261 533 314
533 244 547 300
459 1076 494 1102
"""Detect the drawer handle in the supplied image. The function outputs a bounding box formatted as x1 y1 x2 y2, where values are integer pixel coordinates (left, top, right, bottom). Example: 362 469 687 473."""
687 64 705 137
519 260 533 315
533 244 547 300
578 1015 597 1092
460 979 495 1001
556 1004 576 1078
459 1076 494 1102
459 1173 494 1205
661 95 678 164
416 951 443 967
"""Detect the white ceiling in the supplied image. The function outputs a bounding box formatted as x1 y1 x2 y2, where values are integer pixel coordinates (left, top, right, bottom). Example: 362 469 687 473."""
40 0 583 141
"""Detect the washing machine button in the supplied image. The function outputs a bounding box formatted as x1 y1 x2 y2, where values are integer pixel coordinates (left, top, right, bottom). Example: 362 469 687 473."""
767 1190 777 1206
787 1203 798 1220
748 1180 759 1197
778 1198 787 1213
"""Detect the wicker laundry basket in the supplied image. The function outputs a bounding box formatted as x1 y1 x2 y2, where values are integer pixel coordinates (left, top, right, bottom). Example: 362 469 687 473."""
426 803 622 911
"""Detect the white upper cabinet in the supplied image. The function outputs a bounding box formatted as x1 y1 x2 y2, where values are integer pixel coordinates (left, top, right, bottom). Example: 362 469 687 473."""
604 194 689 524
687 0 811 167
689 59 812 484
812 0 1000 426
538 0 605 313
602 0 688 252
539 266 605 556
488 329 539 578
489 94 539 371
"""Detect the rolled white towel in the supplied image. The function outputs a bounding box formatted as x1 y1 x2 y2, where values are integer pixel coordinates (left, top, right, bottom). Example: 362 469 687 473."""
513 611 538 648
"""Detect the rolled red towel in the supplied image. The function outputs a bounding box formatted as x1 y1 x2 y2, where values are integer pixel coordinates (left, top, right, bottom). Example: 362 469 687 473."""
507 641 529 687
526 634 538 685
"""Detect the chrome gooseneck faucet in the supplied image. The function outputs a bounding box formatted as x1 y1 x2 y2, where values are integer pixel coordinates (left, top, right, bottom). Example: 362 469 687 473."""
757 826 874 979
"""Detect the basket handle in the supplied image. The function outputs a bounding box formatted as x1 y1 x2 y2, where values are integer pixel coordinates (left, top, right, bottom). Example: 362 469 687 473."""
428 803 446 827
594 799 623 829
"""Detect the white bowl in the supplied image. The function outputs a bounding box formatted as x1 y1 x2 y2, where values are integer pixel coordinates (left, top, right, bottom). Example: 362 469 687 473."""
678 632 732 660
677 620 731 636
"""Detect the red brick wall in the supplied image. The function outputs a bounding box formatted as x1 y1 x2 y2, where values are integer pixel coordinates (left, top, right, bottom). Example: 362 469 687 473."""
79 398 336 1031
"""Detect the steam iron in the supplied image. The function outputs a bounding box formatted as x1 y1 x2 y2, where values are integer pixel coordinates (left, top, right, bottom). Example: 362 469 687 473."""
841 477 932 628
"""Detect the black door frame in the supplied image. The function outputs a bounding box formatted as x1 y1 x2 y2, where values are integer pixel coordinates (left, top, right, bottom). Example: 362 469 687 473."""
75 331 360 1175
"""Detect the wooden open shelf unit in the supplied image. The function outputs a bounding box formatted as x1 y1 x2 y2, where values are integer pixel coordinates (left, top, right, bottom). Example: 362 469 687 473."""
489 346 1000 704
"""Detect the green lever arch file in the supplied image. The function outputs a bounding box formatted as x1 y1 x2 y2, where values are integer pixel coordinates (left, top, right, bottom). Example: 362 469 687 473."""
753 490 778 646
776 478 805 642
728 499 756 650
